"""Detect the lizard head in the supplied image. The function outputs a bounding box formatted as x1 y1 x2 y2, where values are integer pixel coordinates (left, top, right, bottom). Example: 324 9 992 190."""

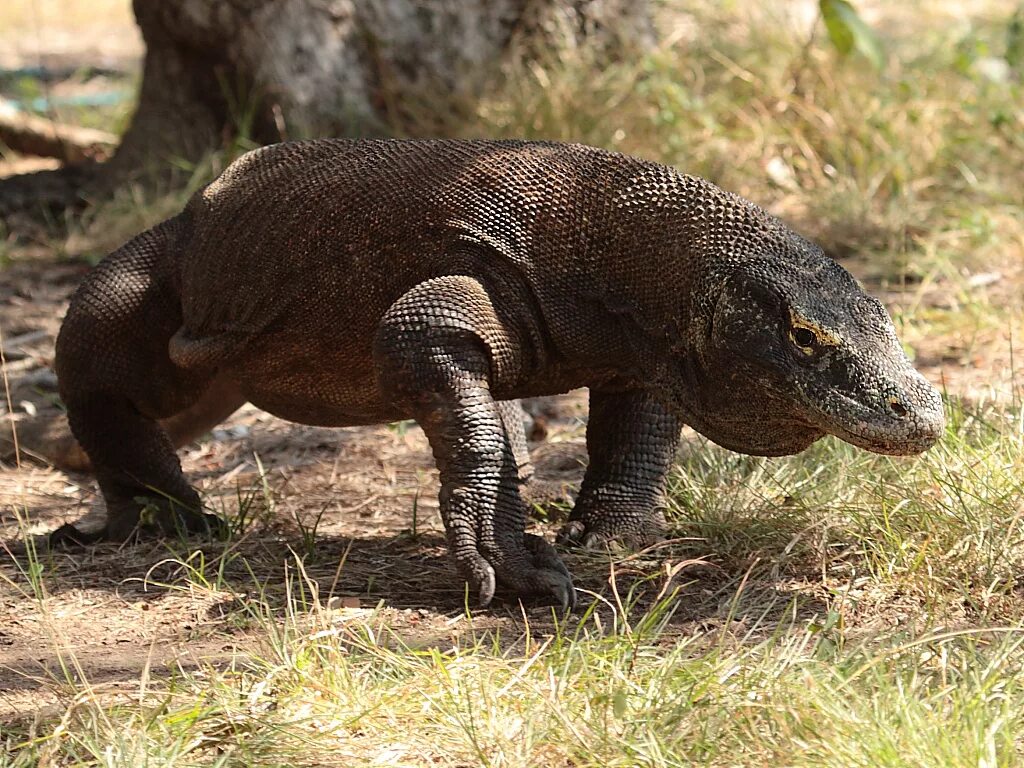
687 249 945 457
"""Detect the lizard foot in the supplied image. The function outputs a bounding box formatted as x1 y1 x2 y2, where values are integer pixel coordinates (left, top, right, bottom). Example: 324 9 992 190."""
49 497 225 547
557 512 666 552
454 530 576 612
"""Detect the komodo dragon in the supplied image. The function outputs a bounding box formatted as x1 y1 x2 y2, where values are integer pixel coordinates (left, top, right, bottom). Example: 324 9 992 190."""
52 139 945 610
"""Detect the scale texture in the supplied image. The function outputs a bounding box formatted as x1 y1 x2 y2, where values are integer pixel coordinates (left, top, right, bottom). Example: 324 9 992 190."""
54 139 945 608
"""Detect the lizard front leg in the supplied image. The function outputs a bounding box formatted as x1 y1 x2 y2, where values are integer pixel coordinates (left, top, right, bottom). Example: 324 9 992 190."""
374 276 574 610
559 388 681 549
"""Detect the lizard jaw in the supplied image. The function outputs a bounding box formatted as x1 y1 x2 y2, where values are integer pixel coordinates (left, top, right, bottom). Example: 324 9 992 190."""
810 386 945 457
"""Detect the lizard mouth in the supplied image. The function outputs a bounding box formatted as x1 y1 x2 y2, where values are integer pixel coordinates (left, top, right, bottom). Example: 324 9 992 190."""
812 390 945 456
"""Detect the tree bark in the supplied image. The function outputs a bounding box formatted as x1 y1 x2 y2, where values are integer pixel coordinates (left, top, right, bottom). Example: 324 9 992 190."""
0 0 652 223
0 103 118 164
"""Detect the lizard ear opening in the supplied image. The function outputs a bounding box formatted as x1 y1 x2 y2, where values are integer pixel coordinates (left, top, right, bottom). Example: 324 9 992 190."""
711 269 787 360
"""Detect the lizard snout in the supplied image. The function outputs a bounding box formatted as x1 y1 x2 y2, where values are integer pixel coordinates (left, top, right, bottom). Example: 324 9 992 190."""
886 370 946 447
827 370 945 456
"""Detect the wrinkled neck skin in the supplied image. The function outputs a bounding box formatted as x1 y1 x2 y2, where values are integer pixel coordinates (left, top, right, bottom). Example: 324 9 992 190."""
581 167 825 455
665 354 827 456
585 164 796 346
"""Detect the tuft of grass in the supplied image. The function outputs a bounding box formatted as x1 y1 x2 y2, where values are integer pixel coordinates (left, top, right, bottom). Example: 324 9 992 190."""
5 560 1024 767
666 396 1024 624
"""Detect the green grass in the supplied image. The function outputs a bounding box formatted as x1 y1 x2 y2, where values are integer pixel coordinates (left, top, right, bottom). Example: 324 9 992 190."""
667 397 1024 620
4 0 1024 765
5 537 1024 767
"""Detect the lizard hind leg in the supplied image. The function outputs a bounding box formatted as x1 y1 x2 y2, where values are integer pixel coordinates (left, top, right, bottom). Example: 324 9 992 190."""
49 392 221 545
52 216 226 545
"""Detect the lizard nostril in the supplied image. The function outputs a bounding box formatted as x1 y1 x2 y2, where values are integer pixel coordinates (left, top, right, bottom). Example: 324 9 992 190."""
889 399 908 418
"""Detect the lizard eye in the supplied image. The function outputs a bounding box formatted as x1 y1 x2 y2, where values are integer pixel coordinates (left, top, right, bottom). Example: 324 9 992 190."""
789 326 816 350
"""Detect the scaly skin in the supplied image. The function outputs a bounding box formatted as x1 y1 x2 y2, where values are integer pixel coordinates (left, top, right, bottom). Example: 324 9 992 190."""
559 389 681 550
53 139 945 609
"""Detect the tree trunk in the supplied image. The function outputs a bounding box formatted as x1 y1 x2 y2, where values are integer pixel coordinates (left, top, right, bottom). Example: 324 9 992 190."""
0 0 652 223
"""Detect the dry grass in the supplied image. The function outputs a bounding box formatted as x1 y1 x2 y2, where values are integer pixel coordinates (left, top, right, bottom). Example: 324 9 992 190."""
475 1 1024 270
0 0 139 69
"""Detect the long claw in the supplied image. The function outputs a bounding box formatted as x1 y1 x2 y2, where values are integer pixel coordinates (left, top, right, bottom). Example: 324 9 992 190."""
477 562 497 607
557 520 586 547
582 531 626 552
525 567 576 613
560 518 658 552
48 523 103 547
554 581 576 613
548 573 576 613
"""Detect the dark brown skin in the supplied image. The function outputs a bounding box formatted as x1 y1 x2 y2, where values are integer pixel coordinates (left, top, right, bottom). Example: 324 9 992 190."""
53 139 945 610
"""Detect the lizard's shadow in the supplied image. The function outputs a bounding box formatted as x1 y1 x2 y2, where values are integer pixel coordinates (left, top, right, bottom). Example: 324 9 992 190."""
2 523 831 634
0 527 827 726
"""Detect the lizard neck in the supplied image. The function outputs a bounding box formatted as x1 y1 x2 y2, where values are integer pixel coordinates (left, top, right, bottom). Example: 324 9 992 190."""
589 163 800 355
583 169 722 354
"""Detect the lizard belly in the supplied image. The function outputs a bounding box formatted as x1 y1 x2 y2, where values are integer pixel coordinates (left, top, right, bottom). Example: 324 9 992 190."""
226 334 402 427
240 371 403 427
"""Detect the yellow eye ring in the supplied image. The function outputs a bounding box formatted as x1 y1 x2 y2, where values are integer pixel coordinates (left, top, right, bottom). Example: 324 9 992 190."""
790 326 817 350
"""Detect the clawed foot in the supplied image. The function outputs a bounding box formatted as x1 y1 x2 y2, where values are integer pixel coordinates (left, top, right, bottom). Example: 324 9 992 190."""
49 497 226 548
48 522 106 547
453 528 576 612
136 502 227 540
557 511 666 552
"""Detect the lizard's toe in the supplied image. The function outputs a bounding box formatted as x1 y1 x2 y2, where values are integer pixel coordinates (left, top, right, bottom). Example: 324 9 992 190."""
557 517 663 552
522 532 576 612
451 544 498 606
524 568 576 613
187 512 229 539
557 520 632 550
48 522 105 548
492 536 575 611
557 520 588 548
454 532 576 611
581 529 630 552
523 532 572 578
495 560 575 612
